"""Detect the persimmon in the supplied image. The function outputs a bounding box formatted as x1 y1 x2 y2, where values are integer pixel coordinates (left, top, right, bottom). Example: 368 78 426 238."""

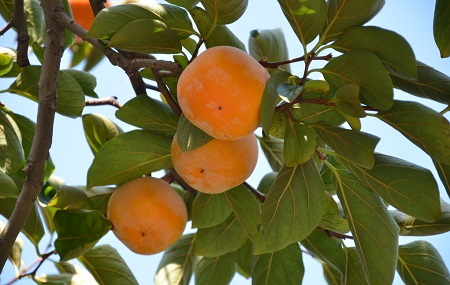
177 46 270 141
107 176 187 255
171 133 258 194
68 0 109 31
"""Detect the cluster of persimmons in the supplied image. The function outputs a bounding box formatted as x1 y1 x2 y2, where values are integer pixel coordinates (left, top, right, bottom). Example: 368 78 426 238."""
69 0 269 255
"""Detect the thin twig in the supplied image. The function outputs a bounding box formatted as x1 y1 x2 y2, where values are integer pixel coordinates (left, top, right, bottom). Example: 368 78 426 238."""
85 96 122 108
324 229 354 240
0 0 64 271
0 21 13 36
189 38 204 63
145 84 160 92
153 70 182 116
244 181 266 203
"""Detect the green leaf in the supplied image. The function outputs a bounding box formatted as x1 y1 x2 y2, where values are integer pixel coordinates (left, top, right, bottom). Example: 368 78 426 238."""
260 70 291 135
343 247 367 284
377 100 450 165
323 0 385 43
152 4 198 39
284 121 317 166
434 0 450 58
0 48 15 76
0 0 13 22
6 65 40 100
333 26 417 79
321 49 394 110
433 160 450 198
84 186 115 215
257 172 278 195
254 160 325 254
0 220 23 271
390 61 450 105
277 82 302 103
340 153 441 222
0 110 24 175
116 95 178 136
277 0 327 45
175 114 213 151
39 185 88 210
107 18 182 54
82 113 123 155
234 239 252 279
290 103 345 126
319 193 349 233
191 192 232 228
323 263 342 285
248 28 291 72
200 0 248 25
56 70 87 118
301 229 345 276
333 83 366 118
397 241 450 284
87 130 172 188
165 0 199 10
189 7 246 50
0 169 19 198
401 199 450 236
313 124 379 169
54 210 112 261
63 69 98 98
0 199 44 248
252 242 304 285
336 170 399 285
257 136 284 172
195 214 248 257
78 244 139 285
155 234 196 285
195 253 236 285
224 184 261 242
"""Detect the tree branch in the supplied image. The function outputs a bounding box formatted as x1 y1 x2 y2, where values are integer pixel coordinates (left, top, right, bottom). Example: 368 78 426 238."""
0 0 64 271
85 96 122 108
12 0 30 66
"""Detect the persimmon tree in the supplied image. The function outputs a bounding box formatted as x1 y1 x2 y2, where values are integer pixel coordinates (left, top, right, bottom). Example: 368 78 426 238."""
1 0 450 284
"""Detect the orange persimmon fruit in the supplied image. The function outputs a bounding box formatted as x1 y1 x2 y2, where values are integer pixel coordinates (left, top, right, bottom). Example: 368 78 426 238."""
177 46 270 141
107 176 187 255
171 133 258 194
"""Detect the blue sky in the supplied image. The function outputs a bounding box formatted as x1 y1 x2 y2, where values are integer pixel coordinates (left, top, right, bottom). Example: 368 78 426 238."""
1 1 450 284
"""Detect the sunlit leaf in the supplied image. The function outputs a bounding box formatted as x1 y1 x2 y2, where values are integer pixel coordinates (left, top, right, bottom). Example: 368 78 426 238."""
200 0 248 25
336 170 399 285
155 234 197 285
165 0 199 10
277 0 327 45
54 210 112 261
321 49 394 110
323 0 385 43
84 186 115 215
434 0 450 58
313 124 379 169
116 95 178 136
191 192 232 228
39 185 88 210
333 26 417 79
195 214 248 257
254 160 325 254
0 169 19 198
252 242 304 285
340 153 441 222
249 28 291 71
0 110 24 175
63 69 98 98
87 130 172 188
195 252 236 285
175 115 213 151
82 113 123 155
377 100 450 165
24 0 44 44
78 244 139 285
257 136 284 172
397 241 450 284
333 83 366 118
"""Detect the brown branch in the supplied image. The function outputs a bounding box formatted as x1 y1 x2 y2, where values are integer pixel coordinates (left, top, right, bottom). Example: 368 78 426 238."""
244 181 266 203
7 0 31 66
5 250 57 284
324 229 353 240
0 20 13 36
153 69 182 116
0 0 64 271
189 38 204 63
85 96 122 108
